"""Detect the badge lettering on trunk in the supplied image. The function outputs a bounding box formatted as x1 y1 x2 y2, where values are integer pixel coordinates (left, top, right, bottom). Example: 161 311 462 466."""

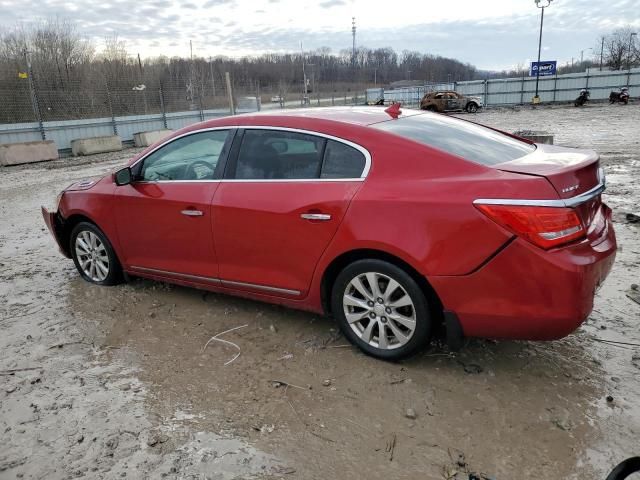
562 184 579 193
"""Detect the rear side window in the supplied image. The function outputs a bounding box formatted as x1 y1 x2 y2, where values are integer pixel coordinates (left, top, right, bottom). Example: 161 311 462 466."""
235 129 325 179
321 140 366 179
371 114 535 165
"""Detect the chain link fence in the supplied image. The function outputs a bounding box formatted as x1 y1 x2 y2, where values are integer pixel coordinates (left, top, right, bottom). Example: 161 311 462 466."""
0 71 368 151
0 73 367 124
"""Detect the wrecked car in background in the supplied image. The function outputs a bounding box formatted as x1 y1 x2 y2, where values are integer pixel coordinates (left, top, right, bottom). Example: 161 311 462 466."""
420 90 483 113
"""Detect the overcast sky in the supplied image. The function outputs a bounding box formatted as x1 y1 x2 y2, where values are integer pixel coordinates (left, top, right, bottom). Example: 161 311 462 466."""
1 0 639 70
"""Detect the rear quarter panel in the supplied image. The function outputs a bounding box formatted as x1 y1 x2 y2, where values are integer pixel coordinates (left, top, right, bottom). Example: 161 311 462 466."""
312 131 562 279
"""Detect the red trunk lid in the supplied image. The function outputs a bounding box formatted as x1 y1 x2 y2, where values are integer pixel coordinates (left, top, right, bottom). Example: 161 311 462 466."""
493 144 604 234
493 144 601 199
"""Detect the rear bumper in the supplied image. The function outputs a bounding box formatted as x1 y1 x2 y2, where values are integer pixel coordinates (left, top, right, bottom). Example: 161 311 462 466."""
429 205 617 340
42 206 70 258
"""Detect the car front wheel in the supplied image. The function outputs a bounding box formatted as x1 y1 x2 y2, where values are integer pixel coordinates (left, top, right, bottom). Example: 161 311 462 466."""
70 222 123 286
466 102 479 113
331 259 432 360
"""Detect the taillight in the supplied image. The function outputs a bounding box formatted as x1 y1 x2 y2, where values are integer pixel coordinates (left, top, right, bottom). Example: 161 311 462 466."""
475 204 585 249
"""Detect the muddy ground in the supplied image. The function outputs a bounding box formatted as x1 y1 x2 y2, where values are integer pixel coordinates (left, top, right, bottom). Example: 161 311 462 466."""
1 103 639 480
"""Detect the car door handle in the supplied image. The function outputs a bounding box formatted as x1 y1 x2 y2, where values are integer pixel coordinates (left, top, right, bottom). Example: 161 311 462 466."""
181 209 204 217
300 213 331 221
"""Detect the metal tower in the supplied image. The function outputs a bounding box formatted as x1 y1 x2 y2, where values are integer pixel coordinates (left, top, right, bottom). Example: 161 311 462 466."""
352 17 356 66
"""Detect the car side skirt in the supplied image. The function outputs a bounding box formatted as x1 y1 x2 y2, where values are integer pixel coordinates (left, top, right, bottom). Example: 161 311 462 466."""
124 267 322 314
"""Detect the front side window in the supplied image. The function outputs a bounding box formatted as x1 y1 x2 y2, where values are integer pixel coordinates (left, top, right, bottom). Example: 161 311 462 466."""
235 129 325 180
371 114 535 166
140 130 229 181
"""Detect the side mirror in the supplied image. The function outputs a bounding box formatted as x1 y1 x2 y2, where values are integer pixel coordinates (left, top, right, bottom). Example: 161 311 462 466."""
115 167 132 186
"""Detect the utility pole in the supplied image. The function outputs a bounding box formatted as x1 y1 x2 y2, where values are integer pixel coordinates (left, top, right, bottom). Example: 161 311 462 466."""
188 40 195 107
209 56 216 98
300 42 307 105
599 37 604 71
627 32 637 87
533 0 553 103
310 63 315 96
580 48 592 67
352 17 356 67
225 72 235 115
137 52 148 113
23 49 45 140
628 32 637 71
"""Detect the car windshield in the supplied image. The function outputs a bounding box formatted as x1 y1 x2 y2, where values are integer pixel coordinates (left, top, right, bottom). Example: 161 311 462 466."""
371 113 535 165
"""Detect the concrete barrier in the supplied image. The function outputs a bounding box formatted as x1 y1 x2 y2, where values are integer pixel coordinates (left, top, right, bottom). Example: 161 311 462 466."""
71 135 122 156
513 130 554 145
0 140 59 166
133 129 173 147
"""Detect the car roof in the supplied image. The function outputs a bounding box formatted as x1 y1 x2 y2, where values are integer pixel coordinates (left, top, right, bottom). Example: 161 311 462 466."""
197 106 423 129
128 107 425 165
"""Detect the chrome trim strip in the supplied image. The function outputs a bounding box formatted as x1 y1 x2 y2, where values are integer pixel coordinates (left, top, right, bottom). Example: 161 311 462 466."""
220 178 364 183
473 198 568 207
135 178 363 184
220 279 301 296
129 266 301 296
129 125 372 181
135 180 221 184
473 178 606 208
130 266 222 285
564 178 606 207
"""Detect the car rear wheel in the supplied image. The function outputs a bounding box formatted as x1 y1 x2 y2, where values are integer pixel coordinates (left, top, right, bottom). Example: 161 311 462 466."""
70 222 122 286
331 259 432 360
466 102 479 113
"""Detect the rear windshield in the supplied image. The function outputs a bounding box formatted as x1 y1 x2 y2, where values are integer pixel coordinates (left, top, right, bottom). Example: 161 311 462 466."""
371 113 535 165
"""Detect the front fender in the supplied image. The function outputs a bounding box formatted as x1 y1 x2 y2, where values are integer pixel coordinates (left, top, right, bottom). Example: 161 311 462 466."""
57 182 124 263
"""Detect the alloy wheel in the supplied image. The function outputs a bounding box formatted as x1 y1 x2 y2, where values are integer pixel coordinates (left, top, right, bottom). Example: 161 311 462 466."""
75 230 109 282
343 272 416 350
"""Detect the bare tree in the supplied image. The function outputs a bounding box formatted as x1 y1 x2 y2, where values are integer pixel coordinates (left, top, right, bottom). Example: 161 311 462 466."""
597 27 639 70
1 17 489 123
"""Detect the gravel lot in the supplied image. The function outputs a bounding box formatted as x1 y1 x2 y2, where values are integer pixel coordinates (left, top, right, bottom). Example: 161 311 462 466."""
1 103 639 480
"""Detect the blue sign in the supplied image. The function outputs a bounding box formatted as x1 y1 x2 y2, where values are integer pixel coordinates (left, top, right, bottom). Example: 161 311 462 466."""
530 61 557 76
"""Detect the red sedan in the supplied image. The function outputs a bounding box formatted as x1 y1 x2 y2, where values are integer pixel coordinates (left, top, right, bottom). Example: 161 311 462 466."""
42 106 616 360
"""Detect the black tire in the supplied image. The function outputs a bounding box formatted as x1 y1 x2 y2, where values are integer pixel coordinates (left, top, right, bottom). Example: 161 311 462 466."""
466 102 479 113
70 222 123 286
331 259 432 360
426 105 438 112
